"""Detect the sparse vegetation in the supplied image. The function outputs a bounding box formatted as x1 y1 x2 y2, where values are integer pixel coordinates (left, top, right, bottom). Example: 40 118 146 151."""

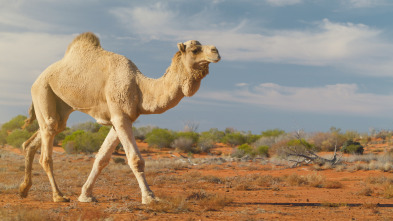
145 128 175 149
341 140 364 155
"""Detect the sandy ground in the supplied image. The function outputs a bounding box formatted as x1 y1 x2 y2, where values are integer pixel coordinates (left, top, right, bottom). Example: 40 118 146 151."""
1 142 393 220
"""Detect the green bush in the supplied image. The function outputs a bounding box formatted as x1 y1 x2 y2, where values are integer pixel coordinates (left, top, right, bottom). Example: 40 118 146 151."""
261 129 285 137
341 140 364 155
197 131 219 153
62 127 109 153
222 132 246 147
232 144 269 158
2 115 27 131
54 128 71 146
6 129 33 148
133 126 155 140
176 131 199 143
238 144 253 154
245 132 262 144
145 128 175 149
255 145 269 157
171 131 199 153
71 121 101 133
172 137 195 153
0 129 7 145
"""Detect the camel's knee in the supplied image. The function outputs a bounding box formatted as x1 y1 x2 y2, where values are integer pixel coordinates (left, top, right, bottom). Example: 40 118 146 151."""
129 155 145 172
39 155 53 170
42 117 58 136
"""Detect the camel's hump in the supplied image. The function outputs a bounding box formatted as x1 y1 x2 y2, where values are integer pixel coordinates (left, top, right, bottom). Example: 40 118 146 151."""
66 32 101 53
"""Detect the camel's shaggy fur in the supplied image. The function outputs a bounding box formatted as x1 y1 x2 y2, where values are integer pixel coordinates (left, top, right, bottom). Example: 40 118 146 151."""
19 32 220 204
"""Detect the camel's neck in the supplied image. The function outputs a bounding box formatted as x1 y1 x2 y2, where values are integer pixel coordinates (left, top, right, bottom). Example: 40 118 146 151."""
137 52 208 115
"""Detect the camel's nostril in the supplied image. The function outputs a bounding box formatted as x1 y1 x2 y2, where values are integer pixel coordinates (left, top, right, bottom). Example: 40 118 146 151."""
211 48 218 53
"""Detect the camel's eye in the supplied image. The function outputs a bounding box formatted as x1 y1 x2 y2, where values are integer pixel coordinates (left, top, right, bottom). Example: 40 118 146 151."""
191 48 200 54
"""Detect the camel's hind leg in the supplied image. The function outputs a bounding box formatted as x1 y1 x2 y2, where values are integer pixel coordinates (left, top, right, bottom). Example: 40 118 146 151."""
32 85 70 202
79 127 120 202
19 131 41 198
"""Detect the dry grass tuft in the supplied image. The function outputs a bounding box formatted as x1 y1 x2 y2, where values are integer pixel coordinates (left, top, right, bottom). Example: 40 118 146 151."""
306 173 325 188
284 173 340 188
324 180 343 189
198 193 233 211
357 186 374 196
146 195 190 213
285 174 308 186
383 184 393 199
0 207 52 221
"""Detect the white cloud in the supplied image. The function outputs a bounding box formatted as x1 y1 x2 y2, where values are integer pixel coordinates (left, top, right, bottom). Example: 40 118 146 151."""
265 0 303 7
111 3 393 76
0 32 73 106
346 0 389 8
0 1 55 31
196 83 393 116
236 83 249 87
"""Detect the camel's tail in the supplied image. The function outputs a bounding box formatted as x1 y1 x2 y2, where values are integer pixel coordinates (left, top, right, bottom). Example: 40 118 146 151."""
22 103 36 130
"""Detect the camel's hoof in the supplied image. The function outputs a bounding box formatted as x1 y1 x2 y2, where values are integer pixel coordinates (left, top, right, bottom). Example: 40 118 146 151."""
78 195 97 203
19 182 31 198
53 195 70 202
142 195 159 204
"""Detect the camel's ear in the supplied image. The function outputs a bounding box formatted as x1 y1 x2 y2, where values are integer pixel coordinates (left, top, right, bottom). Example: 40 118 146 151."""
177 42 186 52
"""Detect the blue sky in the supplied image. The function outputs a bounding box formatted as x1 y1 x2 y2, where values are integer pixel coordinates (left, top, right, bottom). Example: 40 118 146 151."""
2 0 393 133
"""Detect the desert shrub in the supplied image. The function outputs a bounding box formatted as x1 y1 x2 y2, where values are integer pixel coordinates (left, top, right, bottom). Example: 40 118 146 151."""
171 137 194 153
237 143 254 156
255 145 269 157
62 127 109 153
71 121 101 133
145 128 175 149
198 193 233 211
53 128 71 146
374 129 393 140
341 140 364 155
0 129 7 145
343 130 361 141
1 115 26 131
309 129 347 152
230 148 246 158
133 126 155 140
197 133 216 152
383 184 393 199
232 144 269 158
197 128 225 152
285 173 326 188
244 132 261 144
176 131 199 144
205 128 225 142
222 132 246 147
324 180 343 189
275 138 317 157
6 129 32 148
261 129 285 138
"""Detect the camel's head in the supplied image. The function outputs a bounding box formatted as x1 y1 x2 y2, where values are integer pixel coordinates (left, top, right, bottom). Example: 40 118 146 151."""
177 40 221 77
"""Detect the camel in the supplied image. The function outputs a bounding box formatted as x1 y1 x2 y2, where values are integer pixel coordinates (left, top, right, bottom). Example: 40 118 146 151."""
19 32 220 204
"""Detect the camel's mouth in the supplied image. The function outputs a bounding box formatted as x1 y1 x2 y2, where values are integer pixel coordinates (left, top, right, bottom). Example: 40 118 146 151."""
207 57 221 63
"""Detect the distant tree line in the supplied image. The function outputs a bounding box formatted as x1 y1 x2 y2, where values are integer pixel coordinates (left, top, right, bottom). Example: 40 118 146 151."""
1 115 385 157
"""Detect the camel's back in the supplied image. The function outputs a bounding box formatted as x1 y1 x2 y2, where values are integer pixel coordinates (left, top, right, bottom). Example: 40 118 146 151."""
37 32 139 118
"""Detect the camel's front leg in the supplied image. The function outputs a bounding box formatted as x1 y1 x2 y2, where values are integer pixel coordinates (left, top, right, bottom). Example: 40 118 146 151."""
79 127 120 202
112 118 156 204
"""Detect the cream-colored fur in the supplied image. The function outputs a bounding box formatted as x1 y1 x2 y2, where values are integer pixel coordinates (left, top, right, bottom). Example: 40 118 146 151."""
19 32 220 204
